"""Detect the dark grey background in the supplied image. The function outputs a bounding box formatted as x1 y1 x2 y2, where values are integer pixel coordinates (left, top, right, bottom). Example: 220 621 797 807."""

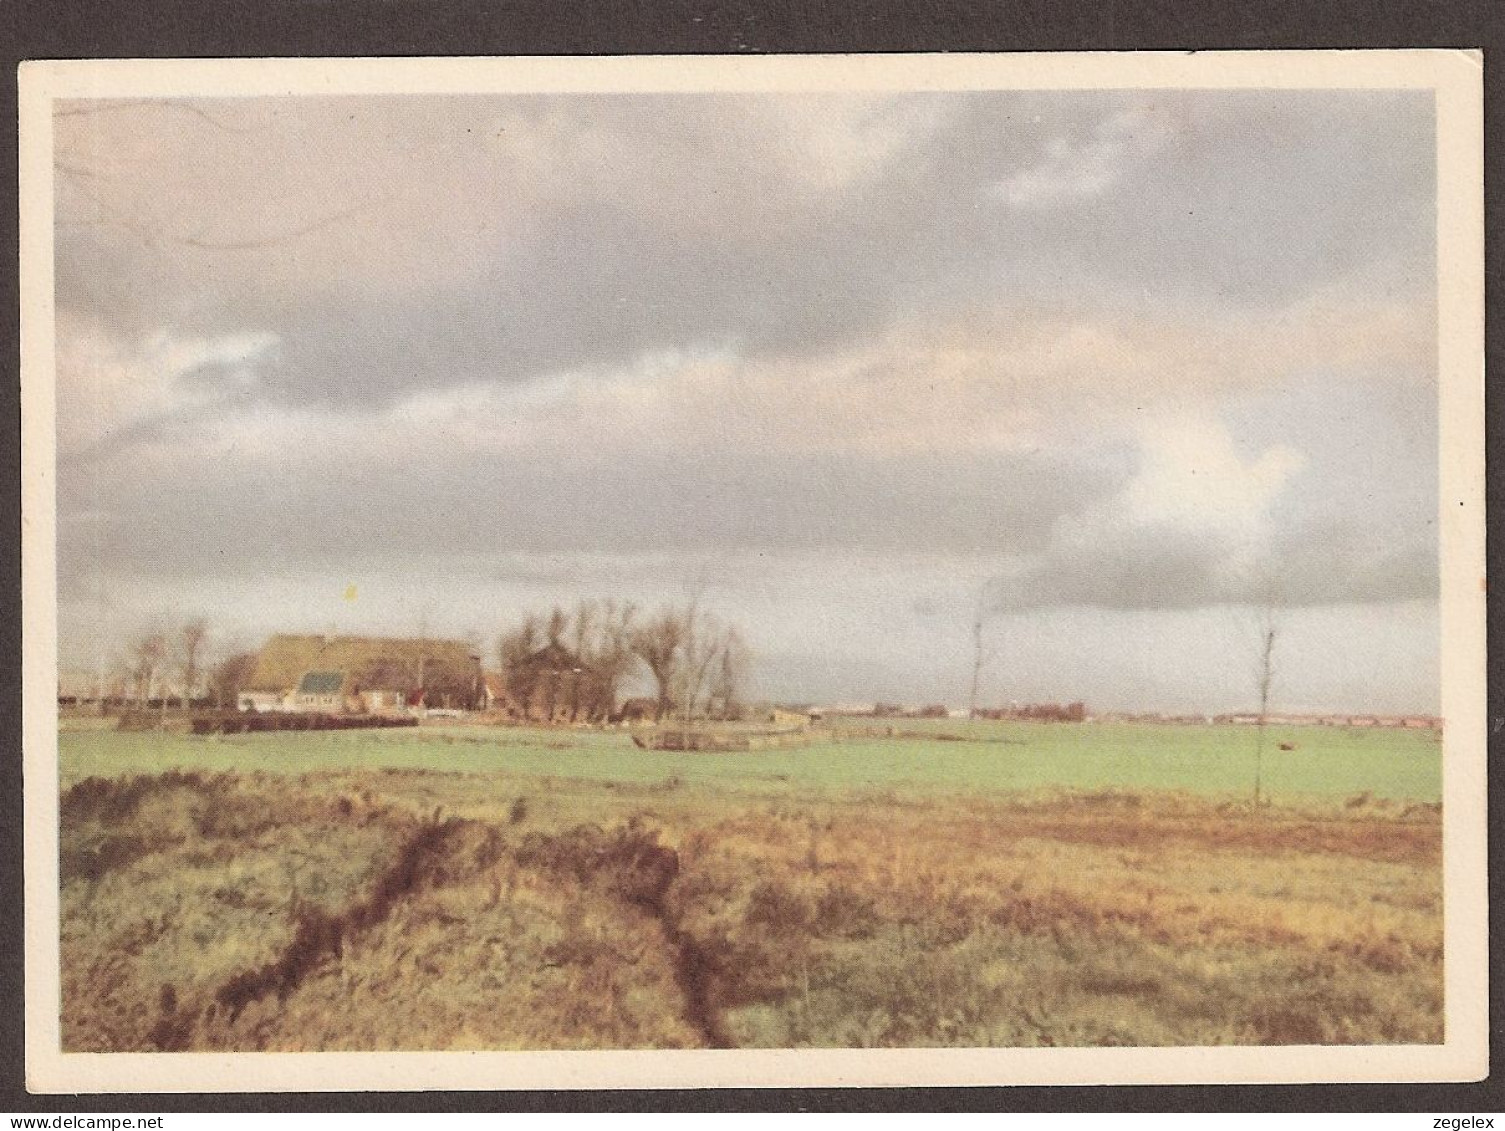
3 0 1500 1113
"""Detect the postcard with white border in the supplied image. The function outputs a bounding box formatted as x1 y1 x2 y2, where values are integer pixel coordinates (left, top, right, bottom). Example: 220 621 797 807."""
20 50 1486 1092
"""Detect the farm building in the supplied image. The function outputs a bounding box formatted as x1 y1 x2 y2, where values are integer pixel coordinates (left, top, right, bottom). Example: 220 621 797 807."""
238 690 284 713
493 641 595 722
242 633 485 713
767 707 813 728
293 670 355 713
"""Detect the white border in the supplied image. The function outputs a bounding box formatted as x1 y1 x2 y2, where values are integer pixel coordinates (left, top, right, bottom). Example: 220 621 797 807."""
20 50 1487 1092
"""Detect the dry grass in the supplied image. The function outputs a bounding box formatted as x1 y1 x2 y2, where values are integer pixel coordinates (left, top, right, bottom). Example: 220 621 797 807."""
59 768 1443 1051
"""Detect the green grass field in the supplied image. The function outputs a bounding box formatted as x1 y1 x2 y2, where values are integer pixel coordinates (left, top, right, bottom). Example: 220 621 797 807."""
59 718 1442 802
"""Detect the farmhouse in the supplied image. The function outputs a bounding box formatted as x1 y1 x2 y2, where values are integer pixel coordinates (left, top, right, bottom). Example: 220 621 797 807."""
241 633 485 713
293 670 355 713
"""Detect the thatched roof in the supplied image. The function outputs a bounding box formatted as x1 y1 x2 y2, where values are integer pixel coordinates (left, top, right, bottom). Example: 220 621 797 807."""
249 634 481 699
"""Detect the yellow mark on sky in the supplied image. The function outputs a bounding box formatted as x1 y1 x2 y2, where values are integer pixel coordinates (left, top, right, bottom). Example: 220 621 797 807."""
343 584 358 602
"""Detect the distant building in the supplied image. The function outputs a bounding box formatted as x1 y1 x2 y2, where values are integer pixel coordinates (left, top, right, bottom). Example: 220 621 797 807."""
767 707 811 728
824 702 878 717
494 641 592 722
1264 713 1317 727
294 670 354 713
243 634 484 713
238 690 284 713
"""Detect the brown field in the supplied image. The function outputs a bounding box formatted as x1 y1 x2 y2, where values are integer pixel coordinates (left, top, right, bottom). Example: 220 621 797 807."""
59 764 1443 1051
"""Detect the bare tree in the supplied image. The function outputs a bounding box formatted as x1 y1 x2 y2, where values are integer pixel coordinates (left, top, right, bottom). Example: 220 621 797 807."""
567 600 597 721
1249 602 1280 810
967 578 1002 720
676 607 722 726
582 599 637 721
497 613 543 715
650 603 750 725
127 630 168 706
210 650 257 709
708 626 749 720
546 604 568 647
631 608 687 722
176 618 209 706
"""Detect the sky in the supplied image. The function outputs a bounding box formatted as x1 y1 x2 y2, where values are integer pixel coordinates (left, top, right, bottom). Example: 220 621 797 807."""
50 89 1439 713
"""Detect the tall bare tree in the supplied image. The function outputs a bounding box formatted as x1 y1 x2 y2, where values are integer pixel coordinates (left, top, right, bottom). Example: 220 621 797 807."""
1249 602 1280 810
708 626 749 720
127 630 167 705
631 608 687 722
546 604 568 647
567 600 597 721
967 578 1005 720
176 618 209 705
581 599 637 721
210 650 257 709
496 612 542 711
676 606 723 726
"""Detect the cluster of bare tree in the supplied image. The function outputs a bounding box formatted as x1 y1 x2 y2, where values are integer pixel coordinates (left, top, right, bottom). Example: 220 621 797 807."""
121 618 208 703
632 600 749 723
496 598 749 723
496 599 639 723
117 619 256 708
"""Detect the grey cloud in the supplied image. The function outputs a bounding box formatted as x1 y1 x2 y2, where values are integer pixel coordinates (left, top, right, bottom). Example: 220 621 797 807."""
989 369 1440 612
1269 519 1437 606
54 90 1434 415
903 90 1435 308
57 440 1126 583
993 515 1436 613
49 88 1444 711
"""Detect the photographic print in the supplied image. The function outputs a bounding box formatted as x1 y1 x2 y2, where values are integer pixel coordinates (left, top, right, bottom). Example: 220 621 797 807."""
20 52 1485 1091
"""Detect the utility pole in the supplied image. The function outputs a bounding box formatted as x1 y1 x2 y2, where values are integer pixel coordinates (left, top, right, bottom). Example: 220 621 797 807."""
1253 618 1276 810
969 577 1000 720
969 587 985 720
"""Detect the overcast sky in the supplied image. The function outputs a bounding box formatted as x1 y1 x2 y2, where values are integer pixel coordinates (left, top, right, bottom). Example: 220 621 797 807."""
51 89 1439 712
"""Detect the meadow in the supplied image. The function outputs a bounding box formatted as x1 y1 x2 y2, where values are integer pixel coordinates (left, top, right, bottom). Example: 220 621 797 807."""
57 719 1444 1051
60 716 1441 801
